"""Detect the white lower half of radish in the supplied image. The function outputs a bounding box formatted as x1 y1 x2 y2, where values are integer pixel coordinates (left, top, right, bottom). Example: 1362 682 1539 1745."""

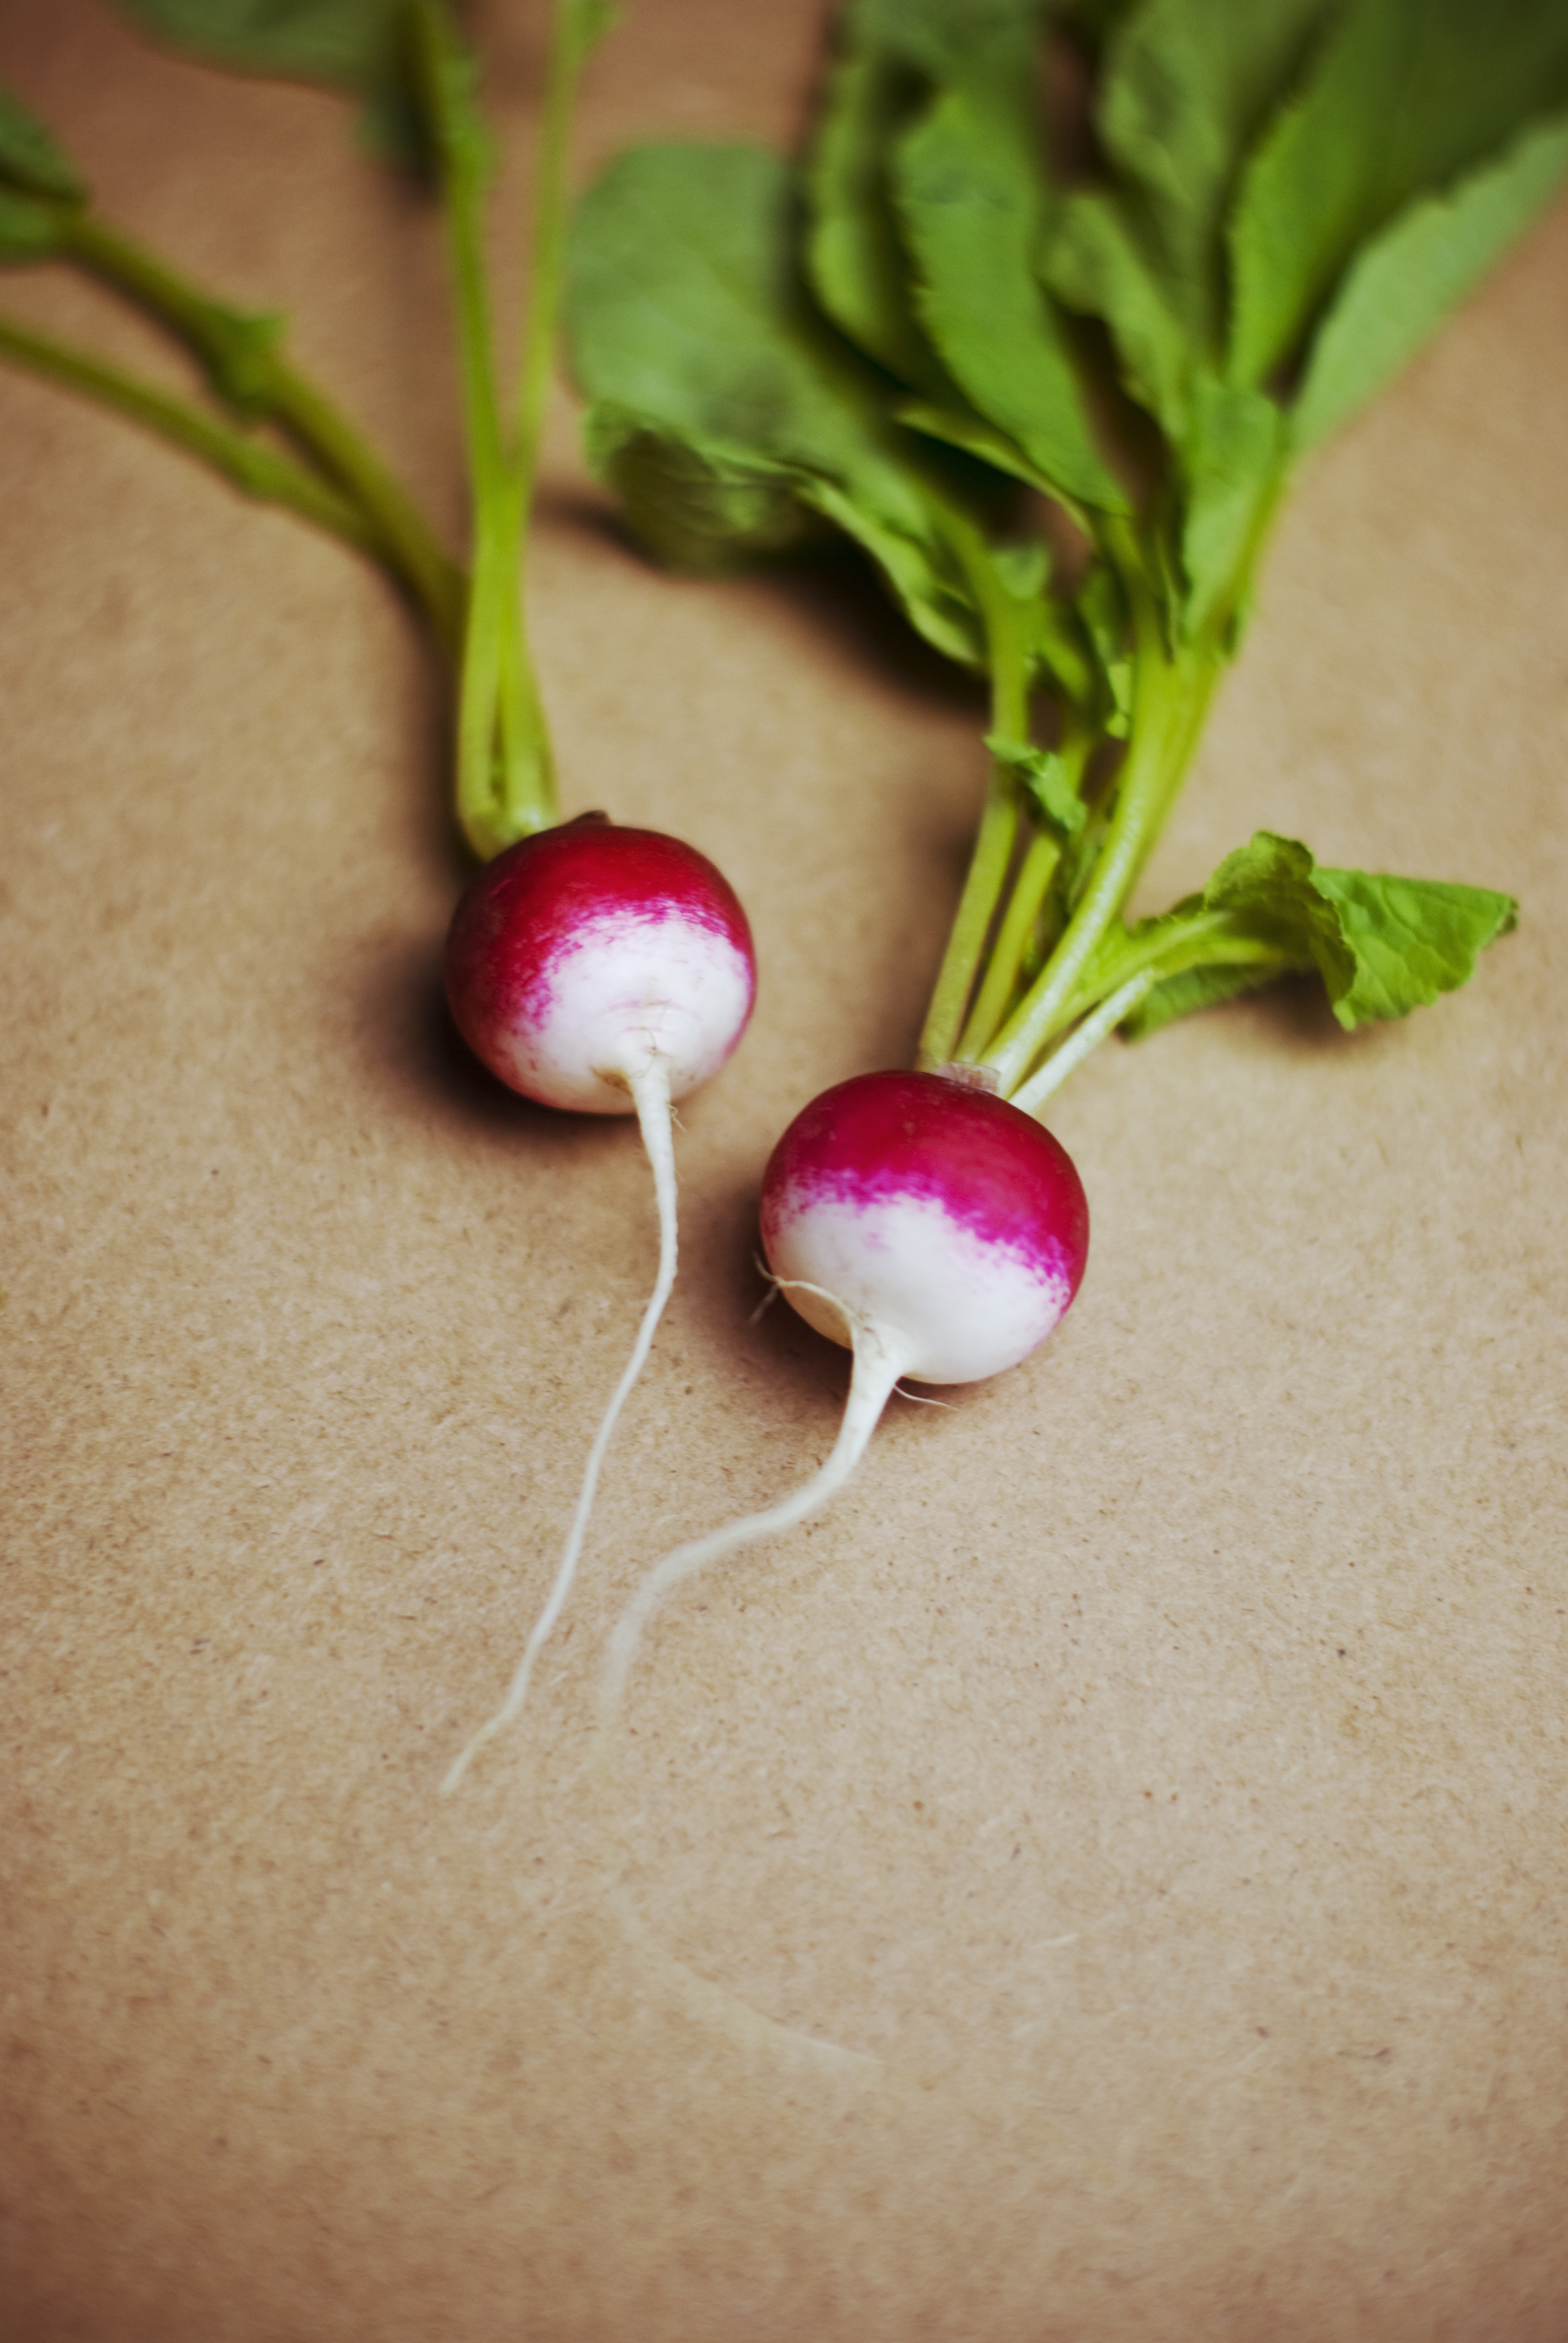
480 909 757 1115
763 1190 1077 1385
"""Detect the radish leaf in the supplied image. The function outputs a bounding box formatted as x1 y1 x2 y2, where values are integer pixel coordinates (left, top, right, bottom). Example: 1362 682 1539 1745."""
985 735 1086 842
891 42 1128 515
1119 958 1278 1040
1045 191 1194 437
583 411 826 574
1093 0 1330 351
1227 0 1568 389
1125 831 1520 1034
565 140 988 664
1305 860 1521 1027
1293 110 1568 453
566 146 896 491
805 0 1126 522
806 41 939 388
569 0 1555 1092
112 0 401 91
1176 376 1284 641
1044 0 1330 429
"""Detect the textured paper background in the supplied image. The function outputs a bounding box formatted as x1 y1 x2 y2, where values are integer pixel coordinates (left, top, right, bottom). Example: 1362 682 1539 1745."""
2 4 1566 2338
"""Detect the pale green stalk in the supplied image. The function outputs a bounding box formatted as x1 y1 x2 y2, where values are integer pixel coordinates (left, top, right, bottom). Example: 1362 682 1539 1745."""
914 513 1035 1070
412 0 557 855
954 724 1093 1062
981 624 1221 1096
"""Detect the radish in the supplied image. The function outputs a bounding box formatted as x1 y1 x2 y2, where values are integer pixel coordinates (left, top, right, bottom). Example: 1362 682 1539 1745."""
442 812 756 1789
601 1070 1087 1725
443 813 756 1116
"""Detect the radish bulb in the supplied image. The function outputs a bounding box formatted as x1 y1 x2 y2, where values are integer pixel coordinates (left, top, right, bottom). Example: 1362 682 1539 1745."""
602 1070 1088 1723
442 813 756 1789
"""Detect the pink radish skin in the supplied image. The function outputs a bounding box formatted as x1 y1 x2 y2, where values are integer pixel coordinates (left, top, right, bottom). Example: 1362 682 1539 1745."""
760 1072 1088 1385
445 813 756 1115
440 813 757 1792
602 1072 1089 1731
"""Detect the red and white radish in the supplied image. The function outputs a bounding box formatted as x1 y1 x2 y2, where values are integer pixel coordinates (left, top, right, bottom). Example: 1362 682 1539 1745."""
602 1069 1087 1718
442 813 756 1788
761 1070 1088 1386
444 813 756 1116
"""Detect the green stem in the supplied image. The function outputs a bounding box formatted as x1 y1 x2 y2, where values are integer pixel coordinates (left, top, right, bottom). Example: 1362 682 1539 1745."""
1011 970 1155 1118
413 0 557 854
953 828 1059 1061
514 0 597 519
488 0 606 854
954 723 1093 1062
981 586 1221 1098
914 513 1034 1070
1055 908 1288 1029
60 212 464 653
0 310 381 554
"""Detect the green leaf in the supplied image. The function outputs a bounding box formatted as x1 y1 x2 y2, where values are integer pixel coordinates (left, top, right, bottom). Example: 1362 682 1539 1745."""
569 145 914 513
113 0 397 84
805 45 941 386
893 395 1058 493
1177 375 1285 641
805 0 1126 517
1307 863 1520 1026
1044 1 1334 436
988 538 1048 601
0 189 70 263
1228 0 1568 388
890 41 1128 515
1120 958 1278 1040
1292 110 1568 453
1111 831 1517 1035
0 84 87 202
840 0 1044 82
1206 831 1518 1027
803 0 1043 376
985 735 1086 842
583 407 826 572
565 140 984 664
799 476 983 665
1044 191 1194 437
1095 0 1330 347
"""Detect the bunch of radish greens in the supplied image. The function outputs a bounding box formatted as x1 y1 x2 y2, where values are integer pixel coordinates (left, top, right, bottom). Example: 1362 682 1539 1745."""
561 0 1568 1697
570 0 1567 1102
